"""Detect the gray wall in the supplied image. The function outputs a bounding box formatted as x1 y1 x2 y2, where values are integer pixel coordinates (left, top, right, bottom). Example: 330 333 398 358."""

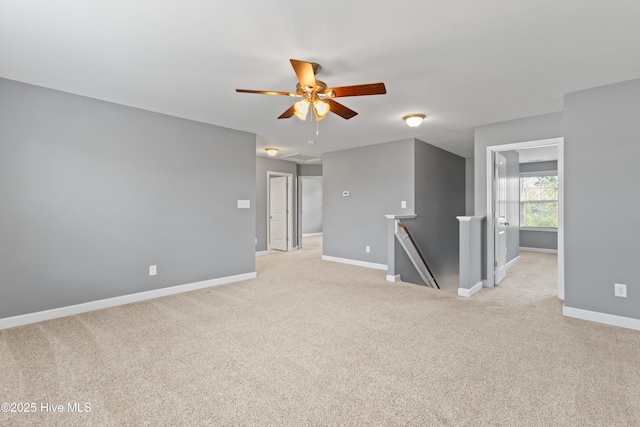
520 230 557 250
474 112 564 216
323 139 415 265
0 78 256 319
520 160 558 174
400 139 466 290
564 78 640 320
298 164 323 177
394 239 423 286
519 160 558 251
301 178 323 234
503 150 520 262
465 158 475 216
255 156 298 252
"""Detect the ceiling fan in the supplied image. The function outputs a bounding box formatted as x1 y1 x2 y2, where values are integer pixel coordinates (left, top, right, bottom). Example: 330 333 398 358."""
236 59 386 124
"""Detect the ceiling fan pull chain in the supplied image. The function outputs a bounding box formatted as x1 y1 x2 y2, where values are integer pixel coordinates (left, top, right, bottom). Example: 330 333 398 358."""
309 102 320 135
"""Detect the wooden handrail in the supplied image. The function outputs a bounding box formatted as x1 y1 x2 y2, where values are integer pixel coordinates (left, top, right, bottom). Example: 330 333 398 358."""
397 222 440 289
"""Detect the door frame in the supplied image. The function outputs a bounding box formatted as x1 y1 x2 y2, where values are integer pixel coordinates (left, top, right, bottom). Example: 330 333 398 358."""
494 152 508 285
267 171 294 252
485 137 565 300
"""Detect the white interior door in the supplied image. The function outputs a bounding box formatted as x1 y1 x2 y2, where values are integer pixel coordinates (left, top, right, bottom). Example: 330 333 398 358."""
494 152 508 284
269 176 288 251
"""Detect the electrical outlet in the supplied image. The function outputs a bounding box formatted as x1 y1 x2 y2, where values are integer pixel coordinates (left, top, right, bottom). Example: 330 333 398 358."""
365 246 371 253
149 265 157 276
614 283 627 298
401 201 406 209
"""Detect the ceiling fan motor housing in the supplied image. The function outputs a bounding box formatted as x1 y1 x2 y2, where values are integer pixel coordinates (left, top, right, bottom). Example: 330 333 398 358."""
296 80 329 98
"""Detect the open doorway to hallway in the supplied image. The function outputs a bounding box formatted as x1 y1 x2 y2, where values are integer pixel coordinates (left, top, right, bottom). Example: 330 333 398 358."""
486 138 564 300
298 176 323 251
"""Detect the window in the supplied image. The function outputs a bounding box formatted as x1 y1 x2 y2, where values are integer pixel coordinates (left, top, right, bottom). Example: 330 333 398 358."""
520 172 558 228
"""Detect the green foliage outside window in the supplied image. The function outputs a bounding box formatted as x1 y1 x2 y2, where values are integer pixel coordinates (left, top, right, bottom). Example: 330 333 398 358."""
520 175 558 228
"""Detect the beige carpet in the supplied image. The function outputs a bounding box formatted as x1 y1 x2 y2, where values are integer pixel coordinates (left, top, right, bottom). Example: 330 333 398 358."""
1 236 639 426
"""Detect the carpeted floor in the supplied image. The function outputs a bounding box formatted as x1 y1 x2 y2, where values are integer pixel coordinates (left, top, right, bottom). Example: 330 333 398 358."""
1 236 639 426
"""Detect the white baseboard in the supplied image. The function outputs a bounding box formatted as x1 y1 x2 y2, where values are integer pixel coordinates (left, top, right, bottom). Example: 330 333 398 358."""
506 255 520 270
255 251 268 257
520 247 558 254
0 272 257 331
321 255 387 271
458 281 484 297
386 274 401 282
302 232 323 237
563 305 640 331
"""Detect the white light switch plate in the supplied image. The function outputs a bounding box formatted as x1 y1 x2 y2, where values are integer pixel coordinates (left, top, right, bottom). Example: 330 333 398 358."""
237 200 250 209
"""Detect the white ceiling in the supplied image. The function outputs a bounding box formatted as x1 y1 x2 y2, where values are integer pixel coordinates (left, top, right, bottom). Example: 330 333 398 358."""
2 1 639 161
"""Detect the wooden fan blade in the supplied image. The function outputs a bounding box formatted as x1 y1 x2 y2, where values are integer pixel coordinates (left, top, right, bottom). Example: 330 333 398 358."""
327 82 386 98
326 99 358 120
278 104 296 119
236 89 293 96
290 59 317 89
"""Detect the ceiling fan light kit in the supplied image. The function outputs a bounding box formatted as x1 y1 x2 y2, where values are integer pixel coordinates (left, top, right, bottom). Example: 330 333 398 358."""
236 59 387 134
403 114 426 127
293 100 309 120
312 100 330 119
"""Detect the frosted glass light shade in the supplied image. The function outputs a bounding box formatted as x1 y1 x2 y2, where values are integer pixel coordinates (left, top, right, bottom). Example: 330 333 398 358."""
294 100 310 120
403 114 426 127
313 100 330 118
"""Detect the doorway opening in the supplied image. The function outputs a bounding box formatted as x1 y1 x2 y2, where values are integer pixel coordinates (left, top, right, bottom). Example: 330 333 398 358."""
486 137 564 300
267 171 294 252
297 176 323 250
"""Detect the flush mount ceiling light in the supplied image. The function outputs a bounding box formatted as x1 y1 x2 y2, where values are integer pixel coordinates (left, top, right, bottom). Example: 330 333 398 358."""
265 148 279 156
403 114 426 128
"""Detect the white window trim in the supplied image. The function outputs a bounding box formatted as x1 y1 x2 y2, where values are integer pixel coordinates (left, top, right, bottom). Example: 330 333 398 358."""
520 227 558 232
